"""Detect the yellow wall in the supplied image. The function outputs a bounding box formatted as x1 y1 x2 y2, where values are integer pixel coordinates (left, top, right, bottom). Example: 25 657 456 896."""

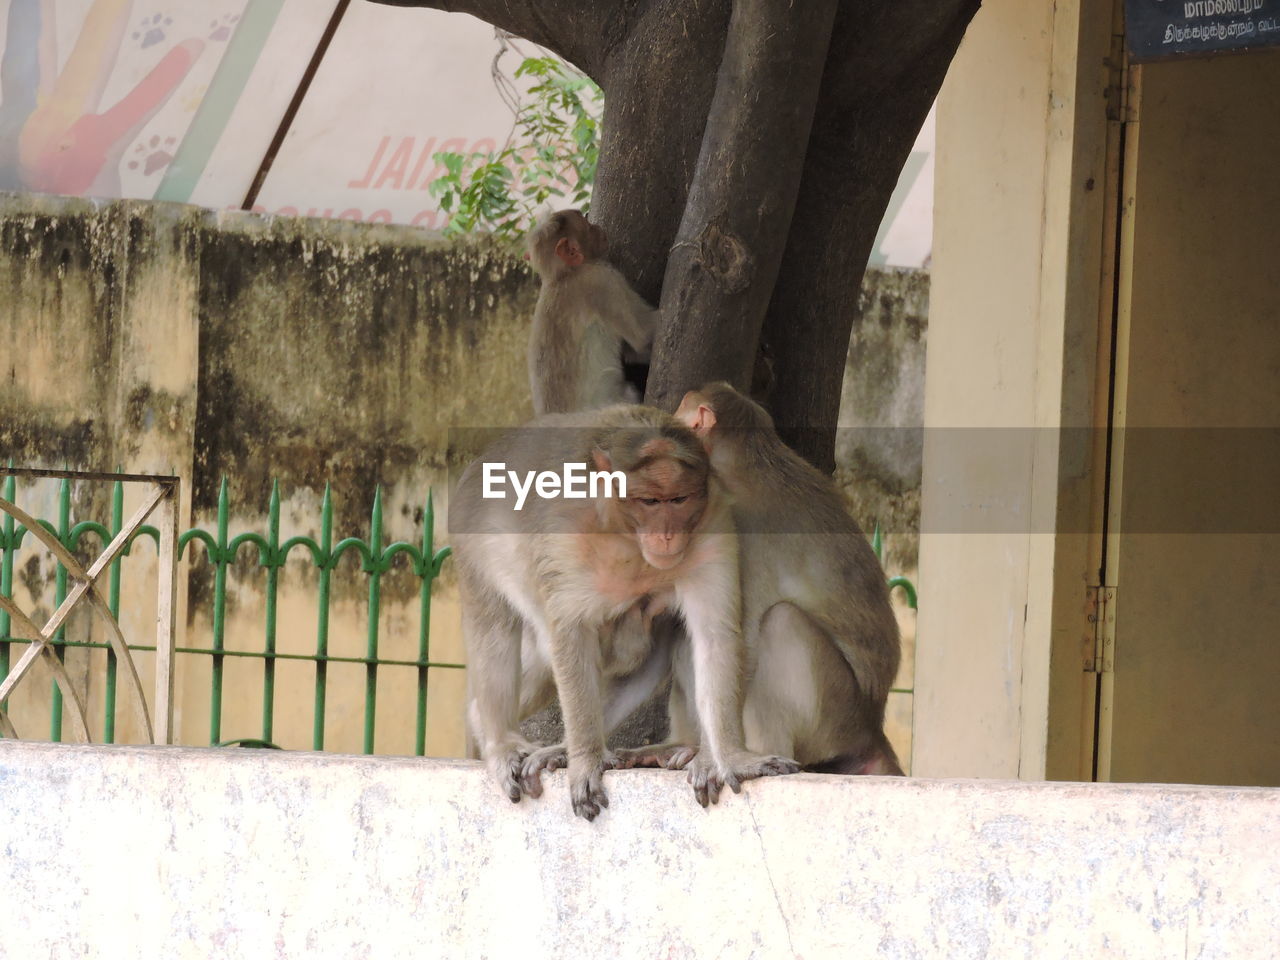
924 0 1280 785
919 0 1117 778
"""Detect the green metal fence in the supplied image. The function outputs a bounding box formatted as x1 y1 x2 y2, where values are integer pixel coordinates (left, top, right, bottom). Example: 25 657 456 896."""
872 524 919 613
0 468 918 752
0 471 455 754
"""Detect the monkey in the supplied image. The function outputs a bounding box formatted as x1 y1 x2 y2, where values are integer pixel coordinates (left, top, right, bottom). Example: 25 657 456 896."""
450 404 800 820
639 381 904 777
675 382 906 773
525 209 658 414
516 210 663 766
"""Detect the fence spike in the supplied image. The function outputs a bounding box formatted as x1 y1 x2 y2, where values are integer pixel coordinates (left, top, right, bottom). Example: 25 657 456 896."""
217 477 230 549
370 486 384 557
268 479 281 563
320 483 333 552
422 489 434 555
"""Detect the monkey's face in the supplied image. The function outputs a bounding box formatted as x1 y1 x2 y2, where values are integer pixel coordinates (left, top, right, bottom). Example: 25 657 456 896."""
621 458 709 570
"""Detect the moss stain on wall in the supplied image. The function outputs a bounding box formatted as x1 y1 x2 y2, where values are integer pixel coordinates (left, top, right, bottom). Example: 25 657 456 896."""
0 192 925 761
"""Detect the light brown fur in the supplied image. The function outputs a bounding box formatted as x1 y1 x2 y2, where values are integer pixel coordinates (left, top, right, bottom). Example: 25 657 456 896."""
451 404 799 820
664 382 905 777
525 210 657 414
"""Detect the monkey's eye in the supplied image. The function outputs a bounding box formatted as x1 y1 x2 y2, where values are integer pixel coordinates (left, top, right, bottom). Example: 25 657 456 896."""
638 498 660 506
669 496 688 505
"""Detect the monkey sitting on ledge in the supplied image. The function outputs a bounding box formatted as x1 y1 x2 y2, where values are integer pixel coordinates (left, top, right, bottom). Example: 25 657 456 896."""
518 385 906 786
450 404 799 821
663 382 904 777
525 209 657 414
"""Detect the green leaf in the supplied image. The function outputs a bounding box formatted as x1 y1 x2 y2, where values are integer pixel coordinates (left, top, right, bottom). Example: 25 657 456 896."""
424 54 601 238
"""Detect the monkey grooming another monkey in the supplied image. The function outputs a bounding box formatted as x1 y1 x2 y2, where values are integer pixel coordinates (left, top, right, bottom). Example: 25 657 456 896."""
525 209 658 414
450 404 799 820
659 382 904 777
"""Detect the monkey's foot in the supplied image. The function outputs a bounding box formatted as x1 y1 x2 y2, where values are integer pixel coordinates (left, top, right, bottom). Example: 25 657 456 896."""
519 744 568 798
486 739 539 803
614 742 698 770
687 751 801 808
521 745 629 798
568 756 613 822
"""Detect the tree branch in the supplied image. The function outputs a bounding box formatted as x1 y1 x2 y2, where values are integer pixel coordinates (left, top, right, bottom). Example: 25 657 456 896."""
644 0 840 410
366 0 620 78
761 0 981 470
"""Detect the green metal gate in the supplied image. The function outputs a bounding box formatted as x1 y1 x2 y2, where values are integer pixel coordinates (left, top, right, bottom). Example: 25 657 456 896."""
0 469 456 754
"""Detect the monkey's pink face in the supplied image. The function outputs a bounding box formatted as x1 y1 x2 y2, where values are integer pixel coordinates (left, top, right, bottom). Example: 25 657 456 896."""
621 459 708 570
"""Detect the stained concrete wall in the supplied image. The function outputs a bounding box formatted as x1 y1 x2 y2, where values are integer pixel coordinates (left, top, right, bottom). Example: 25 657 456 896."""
0 192 925 763
4 739 1278 959
0 193 531 754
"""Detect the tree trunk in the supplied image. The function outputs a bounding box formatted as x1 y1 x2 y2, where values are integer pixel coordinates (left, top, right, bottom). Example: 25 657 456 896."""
591 1 730 306
641 0 839 410
761 0 981 470
371 0 980 470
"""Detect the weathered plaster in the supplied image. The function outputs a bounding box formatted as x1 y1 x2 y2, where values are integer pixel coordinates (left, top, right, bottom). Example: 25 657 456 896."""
0 192 926 763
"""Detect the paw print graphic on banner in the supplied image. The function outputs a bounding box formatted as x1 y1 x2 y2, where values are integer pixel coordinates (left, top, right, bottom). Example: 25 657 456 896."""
0 0 203 196
209 13 241 42
133 12 174 49
128 134 178 175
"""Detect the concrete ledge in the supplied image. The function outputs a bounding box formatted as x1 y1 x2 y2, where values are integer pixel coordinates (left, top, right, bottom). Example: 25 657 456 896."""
2 741 1277 958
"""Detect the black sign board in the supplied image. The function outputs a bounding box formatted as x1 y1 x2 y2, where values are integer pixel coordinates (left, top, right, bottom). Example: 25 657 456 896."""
1127 0 1280 60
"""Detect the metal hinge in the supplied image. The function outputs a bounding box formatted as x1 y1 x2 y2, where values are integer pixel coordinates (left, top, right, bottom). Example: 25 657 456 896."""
1084 585 1117 673
1104 34 1138 124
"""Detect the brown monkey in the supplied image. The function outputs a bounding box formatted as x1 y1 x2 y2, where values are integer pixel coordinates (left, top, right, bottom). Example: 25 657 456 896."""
657 382 904 777
450 404 799 820
518 210 663 773
525 209 657 414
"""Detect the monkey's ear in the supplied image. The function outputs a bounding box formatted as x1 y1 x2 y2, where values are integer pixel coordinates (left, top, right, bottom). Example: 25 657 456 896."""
592 448 613 473
690 404 717 438
555 237 585 267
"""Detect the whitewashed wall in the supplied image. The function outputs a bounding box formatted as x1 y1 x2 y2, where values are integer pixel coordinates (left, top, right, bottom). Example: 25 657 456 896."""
4 740 1278 959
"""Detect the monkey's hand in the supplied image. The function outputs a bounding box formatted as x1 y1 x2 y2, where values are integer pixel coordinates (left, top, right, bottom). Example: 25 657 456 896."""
568 753 616 822
613 742 699 770
486 738 539 803
687 751 801 808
